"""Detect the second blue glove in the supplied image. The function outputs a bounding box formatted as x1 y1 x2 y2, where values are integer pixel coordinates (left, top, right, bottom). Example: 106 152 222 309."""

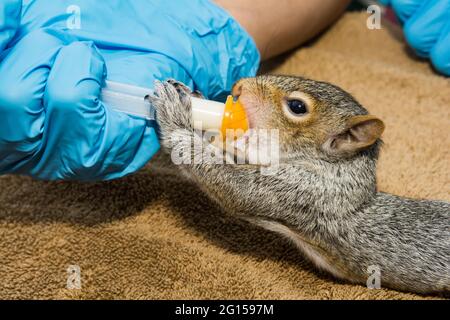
380 0 450 75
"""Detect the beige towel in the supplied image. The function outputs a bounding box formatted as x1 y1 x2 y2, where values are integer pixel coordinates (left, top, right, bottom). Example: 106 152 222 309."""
0 12 448 299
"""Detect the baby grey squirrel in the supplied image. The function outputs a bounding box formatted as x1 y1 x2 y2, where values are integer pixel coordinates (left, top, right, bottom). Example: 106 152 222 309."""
147 76 449 294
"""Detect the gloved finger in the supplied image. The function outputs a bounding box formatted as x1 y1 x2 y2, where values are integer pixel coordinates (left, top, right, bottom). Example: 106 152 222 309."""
430 19 450 75
403 0 450 57
102 50 194 92
390 0 424 23
0 29 66 170
41 41 158 180
0 0 21 53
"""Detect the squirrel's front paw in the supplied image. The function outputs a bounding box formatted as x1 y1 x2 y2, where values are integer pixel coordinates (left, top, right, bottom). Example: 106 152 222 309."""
147 80 194 147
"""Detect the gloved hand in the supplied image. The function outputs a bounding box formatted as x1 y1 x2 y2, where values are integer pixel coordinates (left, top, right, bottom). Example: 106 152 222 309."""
379 0 450 75
0 0 260 181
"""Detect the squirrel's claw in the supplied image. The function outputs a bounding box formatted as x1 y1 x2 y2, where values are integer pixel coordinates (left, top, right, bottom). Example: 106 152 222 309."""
147 80 194 147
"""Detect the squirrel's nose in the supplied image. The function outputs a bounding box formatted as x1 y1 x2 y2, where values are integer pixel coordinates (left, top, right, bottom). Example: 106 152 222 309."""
231 80 244 99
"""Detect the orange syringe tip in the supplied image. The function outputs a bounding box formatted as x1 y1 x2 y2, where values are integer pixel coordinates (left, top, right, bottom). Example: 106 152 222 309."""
220 95 249 139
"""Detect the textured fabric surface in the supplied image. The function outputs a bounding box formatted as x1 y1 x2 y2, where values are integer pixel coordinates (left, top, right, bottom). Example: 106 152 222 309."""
0 12 448 299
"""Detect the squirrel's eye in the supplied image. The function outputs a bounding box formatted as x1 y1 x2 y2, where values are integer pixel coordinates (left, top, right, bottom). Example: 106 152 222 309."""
287 99 308 116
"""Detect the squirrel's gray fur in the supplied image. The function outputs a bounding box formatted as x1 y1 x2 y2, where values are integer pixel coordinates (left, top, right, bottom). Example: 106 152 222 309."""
148 76 449 294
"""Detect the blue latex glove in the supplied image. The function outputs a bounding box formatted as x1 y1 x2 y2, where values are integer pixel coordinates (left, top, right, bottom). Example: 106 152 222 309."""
379 0 450 75
0 0 260 181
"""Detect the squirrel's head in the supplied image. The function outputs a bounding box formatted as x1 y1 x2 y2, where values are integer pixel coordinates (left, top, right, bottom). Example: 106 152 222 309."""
232 75 385 161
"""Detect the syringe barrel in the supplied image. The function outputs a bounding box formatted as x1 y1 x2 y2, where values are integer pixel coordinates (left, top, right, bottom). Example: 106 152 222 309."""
100 81 155 120
99 81 248 139
100 81 228 127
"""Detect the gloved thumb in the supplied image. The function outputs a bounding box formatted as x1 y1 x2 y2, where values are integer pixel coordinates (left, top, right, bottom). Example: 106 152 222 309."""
0 0 21 53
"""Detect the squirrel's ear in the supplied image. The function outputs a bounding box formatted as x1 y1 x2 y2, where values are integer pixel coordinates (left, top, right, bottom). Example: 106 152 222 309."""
324 115 385 155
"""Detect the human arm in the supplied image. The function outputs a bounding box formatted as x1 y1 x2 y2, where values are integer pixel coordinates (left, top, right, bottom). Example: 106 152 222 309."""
215 0 351 60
